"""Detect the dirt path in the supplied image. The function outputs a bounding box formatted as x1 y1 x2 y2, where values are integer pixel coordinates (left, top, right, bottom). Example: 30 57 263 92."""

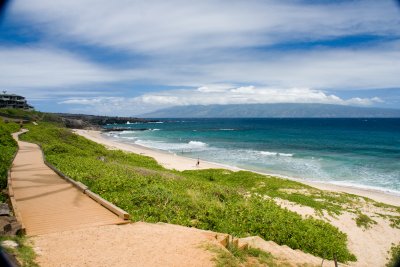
33 222 218 267
9 131 219 266
9 131 125 236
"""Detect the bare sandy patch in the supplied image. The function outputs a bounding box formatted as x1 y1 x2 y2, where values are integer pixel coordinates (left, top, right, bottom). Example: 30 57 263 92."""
272 198 400 266
33 222 220 267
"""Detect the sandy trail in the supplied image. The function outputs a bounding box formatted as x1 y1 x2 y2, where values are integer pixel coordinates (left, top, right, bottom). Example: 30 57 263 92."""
9 132 222 266
33 222 218 267
10 131 125 236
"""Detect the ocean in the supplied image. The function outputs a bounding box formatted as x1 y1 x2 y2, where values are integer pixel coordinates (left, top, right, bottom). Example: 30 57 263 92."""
103 118 400 194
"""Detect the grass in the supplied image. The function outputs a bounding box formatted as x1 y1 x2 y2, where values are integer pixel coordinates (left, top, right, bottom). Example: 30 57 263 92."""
0 119 19 202
0 116 38 266
386 243 400 267
205 243 276 267
182 169 361 217
355 213 377 230
19 122 358 262
0 235 38 267
389 216 400 229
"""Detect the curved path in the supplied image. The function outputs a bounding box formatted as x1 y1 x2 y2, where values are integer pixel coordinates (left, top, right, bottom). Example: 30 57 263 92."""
9 131 125 236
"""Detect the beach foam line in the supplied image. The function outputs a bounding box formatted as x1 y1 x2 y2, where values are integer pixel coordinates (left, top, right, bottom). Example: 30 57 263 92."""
108 134 400 198
325 180 400 197
177 155 400 197
76 130 400 206
260 151 293 157
134 139 210 152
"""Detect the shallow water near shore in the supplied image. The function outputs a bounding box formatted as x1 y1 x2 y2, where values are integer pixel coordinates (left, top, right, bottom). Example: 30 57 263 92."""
104 118 400 194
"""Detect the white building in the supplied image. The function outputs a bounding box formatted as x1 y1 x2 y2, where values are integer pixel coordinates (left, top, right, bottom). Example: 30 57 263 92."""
0 91 34 110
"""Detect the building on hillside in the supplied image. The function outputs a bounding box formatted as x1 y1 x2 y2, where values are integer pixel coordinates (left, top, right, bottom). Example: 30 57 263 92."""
0 91 34 110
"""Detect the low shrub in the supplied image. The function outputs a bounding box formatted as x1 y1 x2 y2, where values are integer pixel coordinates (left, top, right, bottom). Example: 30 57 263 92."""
0 120 18 202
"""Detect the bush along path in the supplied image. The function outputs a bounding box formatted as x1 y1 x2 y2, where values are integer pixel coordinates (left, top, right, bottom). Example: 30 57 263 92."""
8 129 126 236
0 119 38 266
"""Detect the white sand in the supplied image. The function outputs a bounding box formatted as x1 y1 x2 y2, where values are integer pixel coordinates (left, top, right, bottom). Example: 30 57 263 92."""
277 197 400 266
33 222 218 267
74 129 400 207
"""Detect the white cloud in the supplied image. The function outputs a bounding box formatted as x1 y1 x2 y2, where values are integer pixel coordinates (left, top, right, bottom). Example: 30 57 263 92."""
0 46 135 90
1 0 399 113
60 86 384 116
197 85 232 93
192 46 400 90
104 45 400 91
10 0 400 54
1 42 399 102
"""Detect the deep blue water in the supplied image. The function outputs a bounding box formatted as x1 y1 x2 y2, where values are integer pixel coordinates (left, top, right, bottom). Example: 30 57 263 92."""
104 118 400 194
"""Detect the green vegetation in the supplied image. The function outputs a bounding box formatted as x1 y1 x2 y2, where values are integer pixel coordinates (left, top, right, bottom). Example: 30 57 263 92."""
0 114 38 266
206 243 276 267
390 217 400 229
20 122 358 262
182 169 363 217
0 119 19 202
0 108 63 125
375 212 400 230
0 236 38 267
355 213 377 230
386 243 400 267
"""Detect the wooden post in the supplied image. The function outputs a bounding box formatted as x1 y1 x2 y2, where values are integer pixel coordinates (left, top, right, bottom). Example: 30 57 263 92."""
334 252 338 267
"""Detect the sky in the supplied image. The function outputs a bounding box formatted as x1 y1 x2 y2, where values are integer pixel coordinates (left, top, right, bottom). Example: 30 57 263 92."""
0 0 400 115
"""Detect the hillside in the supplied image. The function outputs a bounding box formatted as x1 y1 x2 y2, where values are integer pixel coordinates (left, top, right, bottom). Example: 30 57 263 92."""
141 103 400 118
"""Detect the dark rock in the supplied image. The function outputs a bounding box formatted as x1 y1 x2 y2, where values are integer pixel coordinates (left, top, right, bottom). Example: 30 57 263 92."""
0 216 21 236
103 127 148 132
0 203 10 216
3 223 11 233
62 118 90 129
52 113 158 129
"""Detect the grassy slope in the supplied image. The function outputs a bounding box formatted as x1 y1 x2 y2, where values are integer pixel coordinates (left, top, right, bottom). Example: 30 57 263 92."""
0 118 39 266
20 122 357 262
0 119 19 202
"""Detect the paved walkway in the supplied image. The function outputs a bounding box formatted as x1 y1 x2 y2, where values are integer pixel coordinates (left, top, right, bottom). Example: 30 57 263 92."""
9 131 125 236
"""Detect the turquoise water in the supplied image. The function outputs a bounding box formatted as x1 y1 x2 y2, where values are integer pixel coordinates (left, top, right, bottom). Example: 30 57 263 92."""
104 118 400 194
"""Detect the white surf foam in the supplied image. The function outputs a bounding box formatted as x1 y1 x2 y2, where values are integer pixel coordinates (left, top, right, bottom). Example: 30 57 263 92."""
324 181 400 196
188 141 208 147
134 140 209 152
260 151 293 157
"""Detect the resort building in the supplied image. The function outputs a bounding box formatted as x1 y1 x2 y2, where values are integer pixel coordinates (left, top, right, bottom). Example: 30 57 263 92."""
0 91 34 110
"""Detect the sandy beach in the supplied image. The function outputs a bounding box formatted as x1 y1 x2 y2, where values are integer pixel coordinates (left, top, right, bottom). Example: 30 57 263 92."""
74 129 400 207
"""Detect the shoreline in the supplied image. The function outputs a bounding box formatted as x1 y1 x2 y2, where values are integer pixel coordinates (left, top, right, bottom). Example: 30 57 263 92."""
74 129 400 206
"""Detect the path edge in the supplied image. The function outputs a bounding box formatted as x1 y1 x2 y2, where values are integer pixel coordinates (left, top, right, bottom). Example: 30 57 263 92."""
14 130 130 221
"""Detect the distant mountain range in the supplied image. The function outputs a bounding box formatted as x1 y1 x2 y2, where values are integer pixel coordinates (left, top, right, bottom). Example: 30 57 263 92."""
141 103 400 118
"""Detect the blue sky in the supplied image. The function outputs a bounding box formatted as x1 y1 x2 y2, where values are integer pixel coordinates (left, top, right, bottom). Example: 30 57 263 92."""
1 0 400 115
